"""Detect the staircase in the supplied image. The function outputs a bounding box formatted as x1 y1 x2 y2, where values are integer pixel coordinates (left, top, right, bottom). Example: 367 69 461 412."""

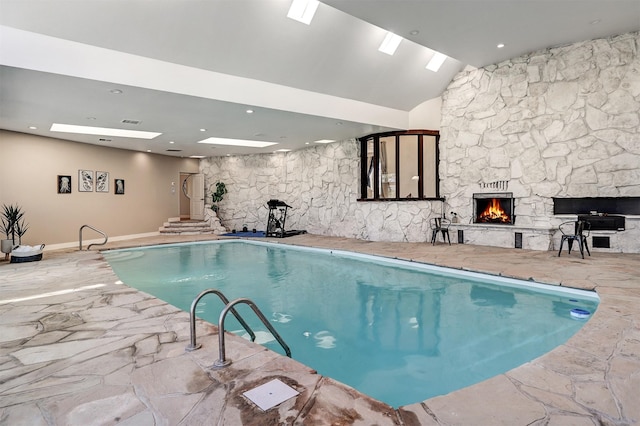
159 218 217 235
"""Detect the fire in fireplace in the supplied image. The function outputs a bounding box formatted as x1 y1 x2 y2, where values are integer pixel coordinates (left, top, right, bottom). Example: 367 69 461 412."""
473 193 514 225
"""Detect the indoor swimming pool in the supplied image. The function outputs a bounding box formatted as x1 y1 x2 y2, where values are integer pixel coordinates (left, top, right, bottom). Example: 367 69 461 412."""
103 240 599 407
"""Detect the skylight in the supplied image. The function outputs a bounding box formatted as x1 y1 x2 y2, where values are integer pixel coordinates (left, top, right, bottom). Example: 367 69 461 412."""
287 0 319 25
50 123 161 139
197 137 278 148
379 32 402 55
426 52 447 72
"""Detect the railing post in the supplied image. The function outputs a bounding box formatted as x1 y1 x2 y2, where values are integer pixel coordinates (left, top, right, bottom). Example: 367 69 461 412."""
79 224 108 250
186 289 256 352
213 298 291 369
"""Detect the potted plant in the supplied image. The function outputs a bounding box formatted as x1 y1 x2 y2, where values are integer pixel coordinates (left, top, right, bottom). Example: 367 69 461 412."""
14 217 29 245
1 204 27 255
211 182 227 212
1 218 12 256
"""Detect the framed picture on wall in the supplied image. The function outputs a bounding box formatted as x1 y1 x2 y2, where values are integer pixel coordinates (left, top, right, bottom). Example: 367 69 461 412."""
114 178 125 195
57 175 72 194
96 171 109 192
78 170 94 192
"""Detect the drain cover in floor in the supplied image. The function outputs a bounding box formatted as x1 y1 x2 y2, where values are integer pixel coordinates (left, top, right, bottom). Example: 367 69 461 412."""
243 379 300 411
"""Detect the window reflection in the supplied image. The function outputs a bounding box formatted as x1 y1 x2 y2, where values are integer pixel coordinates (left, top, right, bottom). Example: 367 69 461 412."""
379 137 396 199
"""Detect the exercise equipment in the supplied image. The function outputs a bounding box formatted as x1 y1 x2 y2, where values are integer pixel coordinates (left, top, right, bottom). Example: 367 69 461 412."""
266 199 306 238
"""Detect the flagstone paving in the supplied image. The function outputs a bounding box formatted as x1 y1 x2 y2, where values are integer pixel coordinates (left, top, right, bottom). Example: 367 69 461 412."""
0 234 638 425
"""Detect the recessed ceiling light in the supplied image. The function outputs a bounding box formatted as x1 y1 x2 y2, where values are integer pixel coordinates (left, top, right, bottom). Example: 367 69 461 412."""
314 139 335 144
110 89 123 94
497 43 505 49
409 30 419 36
169 141 175 144
29 126 37 130
287 0 319 25
226 154 231 157
146 150 151 152
379 32 402 55
50 123 161 139
200 128 206 132
246 109 254 114
275 149 292 152
426 52 447 72
197 137 278 148
190 155 206 159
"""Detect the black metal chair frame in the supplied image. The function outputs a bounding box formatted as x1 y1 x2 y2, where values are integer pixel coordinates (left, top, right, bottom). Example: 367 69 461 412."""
430 217 451 245
558 220 591 259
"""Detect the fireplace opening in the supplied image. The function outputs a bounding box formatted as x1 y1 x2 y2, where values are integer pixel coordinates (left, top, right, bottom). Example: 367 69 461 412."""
473 193 514 225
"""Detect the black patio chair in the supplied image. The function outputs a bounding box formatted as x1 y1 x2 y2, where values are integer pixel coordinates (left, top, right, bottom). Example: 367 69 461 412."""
558 220 591 259
430 217 451 245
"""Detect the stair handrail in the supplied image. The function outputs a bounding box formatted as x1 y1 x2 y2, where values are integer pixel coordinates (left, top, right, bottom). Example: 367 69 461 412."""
186 289 256 352
79 224 108 251
213 297 291 369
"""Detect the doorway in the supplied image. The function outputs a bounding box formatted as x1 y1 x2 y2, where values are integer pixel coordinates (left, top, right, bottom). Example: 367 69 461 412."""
179 173 205 220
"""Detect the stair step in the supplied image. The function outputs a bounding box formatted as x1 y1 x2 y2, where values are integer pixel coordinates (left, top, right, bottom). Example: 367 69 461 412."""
162 221 209 228
159 229 216 235
160 224 211 230
159 217 222 236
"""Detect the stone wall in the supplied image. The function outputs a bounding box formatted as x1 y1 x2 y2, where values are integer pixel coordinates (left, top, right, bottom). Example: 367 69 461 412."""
440 32 639 252
201 31 640 252
441 32 639 223
200 141 438 242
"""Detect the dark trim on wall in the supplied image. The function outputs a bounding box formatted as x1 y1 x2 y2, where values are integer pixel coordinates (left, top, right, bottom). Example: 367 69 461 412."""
553 197 640 215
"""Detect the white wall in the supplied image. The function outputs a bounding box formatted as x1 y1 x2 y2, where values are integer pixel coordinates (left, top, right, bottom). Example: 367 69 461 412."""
0 131 199 247
409 97 442 130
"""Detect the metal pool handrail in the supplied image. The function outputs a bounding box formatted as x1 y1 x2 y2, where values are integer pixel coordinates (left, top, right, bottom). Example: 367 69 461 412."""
214 297 291 369
186 289 256 352
79 224 108 250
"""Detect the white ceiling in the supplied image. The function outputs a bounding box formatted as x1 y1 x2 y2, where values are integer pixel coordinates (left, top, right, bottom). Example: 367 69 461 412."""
1 0 638 157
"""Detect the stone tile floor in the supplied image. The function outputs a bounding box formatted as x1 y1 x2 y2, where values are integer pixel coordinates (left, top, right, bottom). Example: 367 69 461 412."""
0 234 638 425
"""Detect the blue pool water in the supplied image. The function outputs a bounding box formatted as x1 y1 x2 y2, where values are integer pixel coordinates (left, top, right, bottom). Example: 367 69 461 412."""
103 240 599 408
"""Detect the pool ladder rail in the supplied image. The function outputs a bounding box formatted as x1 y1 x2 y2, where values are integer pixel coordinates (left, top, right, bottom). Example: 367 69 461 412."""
186 289 256 350
186 289 291 369
79 224 108 250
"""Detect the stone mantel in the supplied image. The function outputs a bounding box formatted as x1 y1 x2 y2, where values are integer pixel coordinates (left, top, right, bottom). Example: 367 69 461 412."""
452 222 555 233
450 219 636 253
450 223 555 251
